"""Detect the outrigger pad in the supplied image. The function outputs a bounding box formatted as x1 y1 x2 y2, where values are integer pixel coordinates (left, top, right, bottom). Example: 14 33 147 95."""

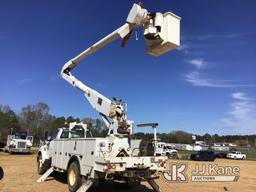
76 179 93 192
37 167 54 183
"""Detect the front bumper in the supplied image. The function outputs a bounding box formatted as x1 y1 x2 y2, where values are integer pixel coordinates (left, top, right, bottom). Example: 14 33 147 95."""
10 148 31 153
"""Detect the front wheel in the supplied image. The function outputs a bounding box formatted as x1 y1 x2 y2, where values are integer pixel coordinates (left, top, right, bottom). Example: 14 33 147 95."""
37 154 47 175
67 161 82 192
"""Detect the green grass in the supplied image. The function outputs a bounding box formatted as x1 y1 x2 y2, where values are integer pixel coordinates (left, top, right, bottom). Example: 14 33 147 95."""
177 150 194 160
241 150 256 160
177 149 256 161
178 150 194 156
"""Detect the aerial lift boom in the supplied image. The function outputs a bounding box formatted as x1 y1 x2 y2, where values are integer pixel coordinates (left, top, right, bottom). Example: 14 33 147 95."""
37 3 181 192
61 3 181 137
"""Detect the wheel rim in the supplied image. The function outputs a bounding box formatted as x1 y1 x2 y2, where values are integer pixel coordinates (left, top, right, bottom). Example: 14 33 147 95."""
39 159 42 167
38 156 42 168
69 169 76 186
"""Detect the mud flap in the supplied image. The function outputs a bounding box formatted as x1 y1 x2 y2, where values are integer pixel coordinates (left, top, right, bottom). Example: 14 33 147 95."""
37 167 54 182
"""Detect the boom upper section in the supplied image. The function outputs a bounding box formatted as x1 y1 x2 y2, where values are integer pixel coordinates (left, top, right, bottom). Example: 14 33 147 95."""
60 3 181 136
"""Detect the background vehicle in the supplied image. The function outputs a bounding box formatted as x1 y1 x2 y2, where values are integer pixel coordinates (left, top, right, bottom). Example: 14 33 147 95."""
190 151 216 161
136 124 178 158
226 151 246 160
155 142 178 157
4 129 33 153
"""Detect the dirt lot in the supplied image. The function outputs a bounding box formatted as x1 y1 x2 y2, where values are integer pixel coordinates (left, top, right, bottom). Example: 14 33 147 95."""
0 152 256 192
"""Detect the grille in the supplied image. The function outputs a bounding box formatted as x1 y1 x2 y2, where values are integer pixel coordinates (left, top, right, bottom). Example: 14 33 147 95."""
17 142 26 148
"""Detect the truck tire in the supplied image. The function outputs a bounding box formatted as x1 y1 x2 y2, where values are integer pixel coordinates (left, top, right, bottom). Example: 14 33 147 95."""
67 161 82 192
37 154 47 175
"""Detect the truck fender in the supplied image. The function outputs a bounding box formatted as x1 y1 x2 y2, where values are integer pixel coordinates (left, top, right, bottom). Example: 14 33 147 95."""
38 146 49 163
67 155 81 172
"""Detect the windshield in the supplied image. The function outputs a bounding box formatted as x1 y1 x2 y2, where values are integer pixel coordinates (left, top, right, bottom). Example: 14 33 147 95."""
59 128 87 139
71 129 85 138
49 130 59 140
14 132 27 139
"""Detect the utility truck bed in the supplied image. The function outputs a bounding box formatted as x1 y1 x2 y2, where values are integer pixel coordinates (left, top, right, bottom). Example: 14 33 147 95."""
38 123 167 192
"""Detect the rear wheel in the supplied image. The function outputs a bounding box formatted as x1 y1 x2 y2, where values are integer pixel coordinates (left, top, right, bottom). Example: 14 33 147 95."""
67 161 82 192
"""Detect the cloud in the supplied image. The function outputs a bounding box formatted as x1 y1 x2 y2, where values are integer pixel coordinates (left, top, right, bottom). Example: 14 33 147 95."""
184 71 212 87
184 71 255 88
222 92 256 134
186 58 207 69
231 92 250 101
184 57 255 88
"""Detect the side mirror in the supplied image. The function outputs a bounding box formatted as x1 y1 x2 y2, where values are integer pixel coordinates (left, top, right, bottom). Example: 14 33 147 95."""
26 136 34 144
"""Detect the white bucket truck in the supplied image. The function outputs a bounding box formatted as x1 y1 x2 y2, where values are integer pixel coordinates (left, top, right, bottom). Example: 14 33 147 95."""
37 3 180 192
155 142 178 157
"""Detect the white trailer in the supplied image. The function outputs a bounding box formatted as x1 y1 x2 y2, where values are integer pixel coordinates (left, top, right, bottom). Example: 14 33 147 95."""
5 130 33 153
37 3 180 192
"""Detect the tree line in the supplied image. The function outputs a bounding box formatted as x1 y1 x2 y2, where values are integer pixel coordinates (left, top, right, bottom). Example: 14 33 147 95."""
132 132 256 147
0 102 255 146
0 102 107 143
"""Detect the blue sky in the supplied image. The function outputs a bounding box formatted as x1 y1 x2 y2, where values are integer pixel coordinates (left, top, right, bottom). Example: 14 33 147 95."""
0 0 256 135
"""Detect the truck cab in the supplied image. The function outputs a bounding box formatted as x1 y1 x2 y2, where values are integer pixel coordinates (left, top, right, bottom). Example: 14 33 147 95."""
37 122 90 174
5 130 33 153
